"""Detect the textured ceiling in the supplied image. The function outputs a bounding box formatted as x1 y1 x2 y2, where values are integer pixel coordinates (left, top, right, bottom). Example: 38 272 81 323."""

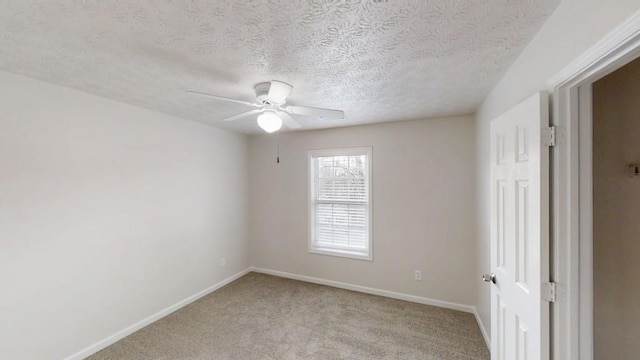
0 0 559 134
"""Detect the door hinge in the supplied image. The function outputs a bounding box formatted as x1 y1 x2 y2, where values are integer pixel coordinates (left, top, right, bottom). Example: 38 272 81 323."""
542 126 556 147
542 282 557 303
542 126 565 147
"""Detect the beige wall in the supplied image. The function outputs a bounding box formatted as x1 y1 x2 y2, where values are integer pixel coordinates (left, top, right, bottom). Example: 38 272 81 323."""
592 57 640 359
473 0 640 339
0 71 249 360
249 116 477 307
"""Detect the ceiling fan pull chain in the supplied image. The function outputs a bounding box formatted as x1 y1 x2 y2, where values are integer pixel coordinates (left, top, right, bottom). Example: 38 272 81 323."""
276 132 280 164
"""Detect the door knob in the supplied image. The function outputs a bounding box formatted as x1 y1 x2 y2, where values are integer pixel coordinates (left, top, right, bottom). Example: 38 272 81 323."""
482 273 496 284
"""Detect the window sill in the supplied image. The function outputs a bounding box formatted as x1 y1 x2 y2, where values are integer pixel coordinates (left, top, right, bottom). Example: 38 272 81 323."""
309 247 373 261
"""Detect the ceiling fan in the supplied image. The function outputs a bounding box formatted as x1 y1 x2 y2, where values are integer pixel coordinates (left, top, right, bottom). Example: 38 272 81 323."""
188 80 345 133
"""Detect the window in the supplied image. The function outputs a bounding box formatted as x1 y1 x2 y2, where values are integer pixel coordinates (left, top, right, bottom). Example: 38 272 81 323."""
308 147 372 261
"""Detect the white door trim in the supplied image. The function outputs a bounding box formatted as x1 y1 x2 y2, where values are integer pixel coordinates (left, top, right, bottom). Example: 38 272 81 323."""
548 10 640 360
547 12 640 89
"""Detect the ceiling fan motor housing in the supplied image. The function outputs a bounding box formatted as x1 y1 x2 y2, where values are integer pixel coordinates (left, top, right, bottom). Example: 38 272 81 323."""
254 82 271 104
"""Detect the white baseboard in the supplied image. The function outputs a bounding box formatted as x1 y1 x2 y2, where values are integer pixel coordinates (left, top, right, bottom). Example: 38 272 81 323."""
64 268 252 360
472 307 491 349
249 267 475 313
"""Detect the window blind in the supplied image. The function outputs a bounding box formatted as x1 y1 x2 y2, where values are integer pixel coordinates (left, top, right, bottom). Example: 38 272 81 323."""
310 150 370 258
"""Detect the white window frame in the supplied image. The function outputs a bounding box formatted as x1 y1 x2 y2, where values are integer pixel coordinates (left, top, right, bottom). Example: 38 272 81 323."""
308 146 373 261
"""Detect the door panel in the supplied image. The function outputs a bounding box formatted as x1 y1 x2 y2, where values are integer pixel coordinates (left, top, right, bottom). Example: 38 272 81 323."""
490 92 550 360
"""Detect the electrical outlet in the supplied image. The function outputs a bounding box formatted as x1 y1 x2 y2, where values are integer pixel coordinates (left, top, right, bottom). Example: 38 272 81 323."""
414 270 422 281
220 257 226 267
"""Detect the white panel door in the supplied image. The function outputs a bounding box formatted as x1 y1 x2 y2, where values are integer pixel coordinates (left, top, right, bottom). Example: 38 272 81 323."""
489 92 550 360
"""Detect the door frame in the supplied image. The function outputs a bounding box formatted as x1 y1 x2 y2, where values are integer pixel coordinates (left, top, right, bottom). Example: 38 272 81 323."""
547 11 640 360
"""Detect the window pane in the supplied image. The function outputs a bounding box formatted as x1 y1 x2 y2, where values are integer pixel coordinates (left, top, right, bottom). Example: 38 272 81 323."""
314 203 367 251
316 154 367 202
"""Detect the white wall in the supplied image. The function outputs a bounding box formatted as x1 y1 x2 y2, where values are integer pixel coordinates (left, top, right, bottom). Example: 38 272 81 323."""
474 0 640 340
0 71 249 360
592 57 640 359
249 117 477 307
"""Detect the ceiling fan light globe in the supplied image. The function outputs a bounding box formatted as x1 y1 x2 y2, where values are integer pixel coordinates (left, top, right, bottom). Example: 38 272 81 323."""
257 112 283 133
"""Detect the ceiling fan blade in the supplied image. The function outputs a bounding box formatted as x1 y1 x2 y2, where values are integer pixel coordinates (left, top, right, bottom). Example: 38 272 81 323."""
221 108 264 122
267 81 293 104
278 111 302 129
285 105 345 120
187 90 260 108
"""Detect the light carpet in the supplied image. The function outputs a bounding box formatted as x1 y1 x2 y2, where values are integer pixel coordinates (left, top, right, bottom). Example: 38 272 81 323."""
88 272 489 359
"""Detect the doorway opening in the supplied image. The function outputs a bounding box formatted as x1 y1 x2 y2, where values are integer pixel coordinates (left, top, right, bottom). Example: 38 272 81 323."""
591 55 640 359
549 12 640 360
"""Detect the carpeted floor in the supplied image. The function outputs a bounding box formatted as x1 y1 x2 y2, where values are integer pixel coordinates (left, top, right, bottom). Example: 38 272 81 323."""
88 273 489 360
